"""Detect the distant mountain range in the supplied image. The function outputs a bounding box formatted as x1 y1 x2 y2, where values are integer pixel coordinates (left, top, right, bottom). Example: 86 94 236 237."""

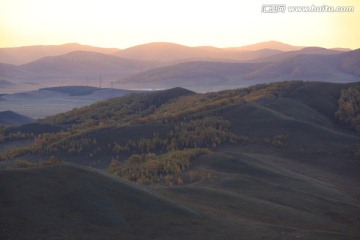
0 43 119 65
0 41 301 65
0 41 358 93
116 49 360 92
112 41 292 62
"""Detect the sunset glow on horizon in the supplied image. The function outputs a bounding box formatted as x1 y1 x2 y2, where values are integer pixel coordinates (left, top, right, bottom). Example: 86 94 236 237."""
1 0 359 49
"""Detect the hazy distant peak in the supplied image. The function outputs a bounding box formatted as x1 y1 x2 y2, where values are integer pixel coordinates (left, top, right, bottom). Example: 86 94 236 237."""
0 110 34 126
114 42 207 62
128 42 188 48
233 40 303 51
121 42 192 53
0 44 120 65
297 47 343 54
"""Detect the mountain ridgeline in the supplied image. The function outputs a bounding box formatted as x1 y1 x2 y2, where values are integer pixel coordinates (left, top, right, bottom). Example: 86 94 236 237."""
1 42 359 93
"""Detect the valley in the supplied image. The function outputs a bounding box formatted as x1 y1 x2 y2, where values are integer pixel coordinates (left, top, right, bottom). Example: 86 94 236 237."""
0 86 138 119
0 41 360 240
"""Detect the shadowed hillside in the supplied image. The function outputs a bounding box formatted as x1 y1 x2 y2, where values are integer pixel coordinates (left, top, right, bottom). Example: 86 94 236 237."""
1 81 360 240
1 155 359 239
0 111 33 126
0 165 212 240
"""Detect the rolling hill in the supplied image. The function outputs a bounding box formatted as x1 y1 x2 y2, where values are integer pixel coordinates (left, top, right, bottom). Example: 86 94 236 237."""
21 51 155 75
339 48 360 76
0 43 119 65
116 61 267 91
113 42 212 62
251 47 344 63
0 81 360 239
116 49 360 91
0 111 33 126
226 40 303 51
0 42 356 93
243 52 357 82
0 51 161 93
0 165 213 240
113 41 287 63
1 160 359 240
2 81 359 176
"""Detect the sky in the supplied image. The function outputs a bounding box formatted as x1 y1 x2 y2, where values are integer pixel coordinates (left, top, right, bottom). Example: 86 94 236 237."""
0 0 359 49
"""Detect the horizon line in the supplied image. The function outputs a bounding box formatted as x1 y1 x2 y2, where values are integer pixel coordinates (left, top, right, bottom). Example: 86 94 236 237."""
0 40 355 51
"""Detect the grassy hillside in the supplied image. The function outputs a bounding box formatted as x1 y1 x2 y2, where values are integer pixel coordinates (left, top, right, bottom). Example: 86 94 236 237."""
0 165 213 240
1 81 360 239
0 157 359 239
1 81 359 179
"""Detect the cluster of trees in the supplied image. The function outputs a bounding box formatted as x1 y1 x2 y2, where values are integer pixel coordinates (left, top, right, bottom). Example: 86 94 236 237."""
142 81 303 124
0 114 250 165
0 131 34 143
0 131 97 160
0 145 36 161
148 89 247 123
113 132 163 154
41 136 97 154
113 116 249 154
108 148 211 185
243 81 303 103
40 88 193 130
170 117 240 149
335 84 360 132
1 82 304 179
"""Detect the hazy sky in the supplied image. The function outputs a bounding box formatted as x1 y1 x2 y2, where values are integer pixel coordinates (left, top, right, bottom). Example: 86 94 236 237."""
1 0 359 49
